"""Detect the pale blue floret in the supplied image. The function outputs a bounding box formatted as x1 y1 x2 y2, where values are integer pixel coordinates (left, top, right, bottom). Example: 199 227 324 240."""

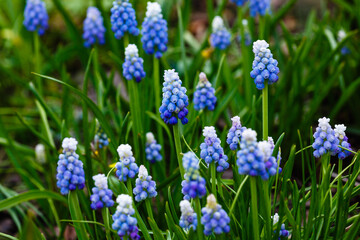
83 7 106 48
334 124 352 160
226 116 247 151
122 44 146 82
145 132 162 163
193 72 217 111
133 165 157 202
56 138 85 195
23 0 49 35
115 144 139 182
179 200 197 231
250 40 280 90
201 194 230 236
210 16 231 50
249 0 270 17
110 0 139 39
312 117 339 158
90 174 114 210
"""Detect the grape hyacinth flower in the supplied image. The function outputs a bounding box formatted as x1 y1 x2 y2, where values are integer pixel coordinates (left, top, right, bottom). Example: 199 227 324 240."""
115 144 139 181
23 0 49 35
201 194 231 236
35 143 46 164
272 213 290 239
133 165 157 202
141 2 168 58
230 0 248 6
90 174 114 210
110 0 139 39
226 116 247 151
94 122 109 149
159 69 189 125
145 132 162 163
237 19 252 47
179 200 197 231
181 152 207 200
257 140 279 177
193 72 217 111
200 126 229 172
268 136 282 173
210 16 231 50
82 7 106 48
249 0 270 17
312 117 339 158
123 44 146 82
338 30 350 55
112 194 140 240
56 138 85 195
334 124 352 160
250 40 280 90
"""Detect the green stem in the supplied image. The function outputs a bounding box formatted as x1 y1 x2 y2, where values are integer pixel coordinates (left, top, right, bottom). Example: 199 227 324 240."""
102 208 111 240
127 180 133 198
206 0 214 20
263 181 272 239
93 211 99 240
211 162 217 199
262 83 268 140
173 124 185 178
229 175 249 217
34 32 42 96
217 174 223 198
145 198 154 220
68 191 87 240
337 159 343 192
194 198 203 240
250 177 260 240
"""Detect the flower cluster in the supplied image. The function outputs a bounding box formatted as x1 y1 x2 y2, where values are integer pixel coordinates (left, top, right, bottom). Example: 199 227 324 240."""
82 7 106 48
115 144 139 181
90 174 114 210
334 124 352 159
145 132 162 163
110 0 139 39
249 0 270 17
94 122 109 149
210 16 231 50
112 194 140 240
123 44 146 82
250 40 280 90
141 2 168 58
23 0 49 35
56 138 85 195
181 152 207 200
230 0 248 6
179 200 197 231
201 194 231 236
226 116 247 151
272 213 290 239
159 69 189 125
312 117 339 158
200 126 229 172
133 165 157 202
193 72 217 111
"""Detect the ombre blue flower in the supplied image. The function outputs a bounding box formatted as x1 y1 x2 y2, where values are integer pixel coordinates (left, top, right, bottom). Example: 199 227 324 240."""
201 194 230 236
112 194 140 240
194 72 217 111
56 138 85 195
334 124 352 160
268 137 282 173
237 19 252 46
94 121 109 149
181 152 207 200
249 0 270 17
83 7 106 48
159 69 189 125
230 0 248 6
210 16 231 50
200 127 229 172
90 174 114 210
272 213 290 239
123 44 146 82
258 140 279 177
179 200 197 231
115 144 139 182
338 30 351 55
145 132 162 163
141 2 168 58
226 116 247 151
250 40 279 90
312 117 339 158
133 165 157 202
110 0 139 39
23 0 49 35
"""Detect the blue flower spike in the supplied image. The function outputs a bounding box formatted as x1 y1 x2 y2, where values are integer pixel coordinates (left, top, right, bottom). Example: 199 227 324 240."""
115 144 139 182
110 0 139 39
210 16 231 50
179 200 197 231
237 19 252 46
181 152 207 200
112 194 140 240
83 7 106 48
257 140 279 177
230 0 248 6
193 72 217 111
268 136 282 173
200 126 229 172
90 174 114 210
145 132 162 163
250 40 280 90
201 194 231 236
226 116 247 151
312 117 339 158
334 124 352 159
23 0 49 35
141 2 168 58
159 69 189 125
56 138 85 195
123 44 146 82
338 30 350 55
272 213 290 239
133 165 157 202
249 0 271 17
94 121 109 149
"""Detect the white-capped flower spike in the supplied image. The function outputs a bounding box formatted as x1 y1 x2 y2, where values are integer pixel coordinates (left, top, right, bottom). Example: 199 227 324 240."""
115 144 139 182
179 200 197 230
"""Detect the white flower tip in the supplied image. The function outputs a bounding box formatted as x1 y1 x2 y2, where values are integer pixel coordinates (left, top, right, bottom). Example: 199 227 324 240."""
334 124 347 139
87 7 100 20
146 132 155 144
258 141 272 159
203 126 217 139
231 116 241 126
116 194 133 206
35 144 45 153
242 129 257 142
146 2 162 18
338 30 346 41
318 117 330 130
62 137 78 151
212 16 224 31
242 19 248 26
93 174 108 189
272 213 279 225
206 194 217 209
117 144 133 158
139 165 148 178
253 40 269 53
125 44 139 58
164 69 179 83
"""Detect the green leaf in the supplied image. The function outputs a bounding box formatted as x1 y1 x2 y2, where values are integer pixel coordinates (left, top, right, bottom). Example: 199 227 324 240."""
148 217 166 240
